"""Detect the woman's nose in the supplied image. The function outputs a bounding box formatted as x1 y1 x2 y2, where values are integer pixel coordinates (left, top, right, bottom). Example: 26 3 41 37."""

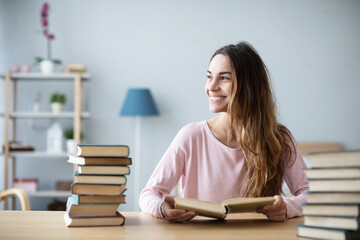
208 79 219 91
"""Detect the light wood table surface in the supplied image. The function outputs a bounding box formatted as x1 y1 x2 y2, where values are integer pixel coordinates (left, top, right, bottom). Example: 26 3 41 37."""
0 211 304 240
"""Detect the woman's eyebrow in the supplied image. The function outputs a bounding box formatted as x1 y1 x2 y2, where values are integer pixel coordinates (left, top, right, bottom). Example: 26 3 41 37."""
219 71 232 75
207 71 232 75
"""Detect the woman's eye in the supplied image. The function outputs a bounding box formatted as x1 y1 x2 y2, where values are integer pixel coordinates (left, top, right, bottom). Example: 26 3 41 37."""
207 75 212 80
221 76 230 80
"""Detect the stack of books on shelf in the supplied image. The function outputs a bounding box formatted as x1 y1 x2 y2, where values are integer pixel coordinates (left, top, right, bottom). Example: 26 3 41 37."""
64 144 131 227
297 150 360 240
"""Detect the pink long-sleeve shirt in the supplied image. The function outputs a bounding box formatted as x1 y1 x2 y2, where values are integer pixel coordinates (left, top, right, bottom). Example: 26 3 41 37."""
139 121 309 219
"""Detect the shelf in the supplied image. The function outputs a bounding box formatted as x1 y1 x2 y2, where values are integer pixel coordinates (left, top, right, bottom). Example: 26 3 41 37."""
26 190 71 197
2 71 87 210
0 151 69 158
0 111 90 119
0 72 90 80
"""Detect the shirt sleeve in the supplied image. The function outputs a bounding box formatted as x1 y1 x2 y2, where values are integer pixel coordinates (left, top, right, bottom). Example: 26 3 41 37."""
283 147 309 218
138 129 185 218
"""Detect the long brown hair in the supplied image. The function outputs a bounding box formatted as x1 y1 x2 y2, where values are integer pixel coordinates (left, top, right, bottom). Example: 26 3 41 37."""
211 42 296 197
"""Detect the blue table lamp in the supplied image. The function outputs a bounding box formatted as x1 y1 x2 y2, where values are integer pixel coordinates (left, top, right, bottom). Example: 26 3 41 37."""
120 88 159 210
120 88 159 117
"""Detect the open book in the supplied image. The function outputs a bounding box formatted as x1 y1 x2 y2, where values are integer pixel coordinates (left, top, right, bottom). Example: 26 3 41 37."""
174 196 275 219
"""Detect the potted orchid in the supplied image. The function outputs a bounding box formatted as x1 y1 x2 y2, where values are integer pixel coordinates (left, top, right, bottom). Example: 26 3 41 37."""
35 2 61 74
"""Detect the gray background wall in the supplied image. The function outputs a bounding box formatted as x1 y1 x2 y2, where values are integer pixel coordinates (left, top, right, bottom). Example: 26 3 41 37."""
0 0 359 211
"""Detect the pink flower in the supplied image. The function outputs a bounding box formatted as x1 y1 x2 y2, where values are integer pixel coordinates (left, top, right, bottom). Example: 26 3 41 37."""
38 2 58 60
41 3 49 17
41 17 48 27
40 2 55 41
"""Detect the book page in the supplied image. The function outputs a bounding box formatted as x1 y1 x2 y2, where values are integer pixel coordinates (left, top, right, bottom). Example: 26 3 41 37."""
174 197 227 219
222 197 275 213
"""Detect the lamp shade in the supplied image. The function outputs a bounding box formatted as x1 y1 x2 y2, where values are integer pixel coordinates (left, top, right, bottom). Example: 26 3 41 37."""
120 88 159 116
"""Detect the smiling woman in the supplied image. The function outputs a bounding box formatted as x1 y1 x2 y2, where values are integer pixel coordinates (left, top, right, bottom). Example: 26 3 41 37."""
205 54 233 113
139 41 309 223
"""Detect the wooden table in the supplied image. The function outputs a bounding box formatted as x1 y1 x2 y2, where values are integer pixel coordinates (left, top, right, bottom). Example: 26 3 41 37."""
0 211 304 240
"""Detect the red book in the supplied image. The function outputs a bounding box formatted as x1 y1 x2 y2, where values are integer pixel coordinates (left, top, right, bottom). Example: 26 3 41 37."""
64 211 125 227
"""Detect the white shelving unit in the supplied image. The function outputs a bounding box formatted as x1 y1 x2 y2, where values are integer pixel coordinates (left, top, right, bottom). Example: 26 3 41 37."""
0 72 90 209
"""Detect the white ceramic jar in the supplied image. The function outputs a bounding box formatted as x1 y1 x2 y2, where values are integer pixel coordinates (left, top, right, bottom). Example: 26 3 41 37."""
40 59 55 74
46 122 63 153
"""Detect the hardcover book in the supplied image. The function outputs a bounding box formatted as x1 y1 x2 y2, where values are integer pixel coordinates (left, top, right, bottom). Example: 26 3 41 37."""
297 224 360 240
71 194 126 204
302 204 360 217
304 168 360 179
77 165 130 175
308 179 360 192
307 150 360 168
66 197 119 217
64 211 125 227
304 215 360 230
74 172 127 185
174 196 274 219
71 183 127 196
76 144 129 157
306 192 360 204
68 155 132 166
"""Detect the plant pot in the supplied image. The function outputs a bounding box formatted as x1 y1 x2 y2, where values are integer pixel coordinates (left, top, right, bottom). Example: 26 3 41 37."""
40 59 55 74
51 102 64 113
66 139 75 154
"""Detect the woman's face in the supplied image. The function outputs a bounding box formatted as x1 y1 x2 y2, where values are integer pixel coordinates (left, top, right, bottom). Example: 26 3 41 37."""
205 54 234 113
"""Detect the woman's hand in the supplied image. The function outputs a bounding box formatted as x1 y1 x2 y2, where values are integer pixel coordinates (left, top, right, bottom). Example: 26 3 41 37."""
256 195 287 222
160 196 197 223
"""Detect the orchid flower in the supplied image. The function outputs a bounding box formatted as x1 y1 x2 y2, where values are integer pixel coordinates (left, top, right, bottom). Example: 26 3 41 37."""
35 2 61 64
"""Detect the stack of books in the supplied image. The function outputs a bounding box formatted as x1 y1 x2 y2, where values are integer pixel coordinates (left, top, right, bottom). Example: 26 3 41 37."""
297 150 360 240
64 144 131 227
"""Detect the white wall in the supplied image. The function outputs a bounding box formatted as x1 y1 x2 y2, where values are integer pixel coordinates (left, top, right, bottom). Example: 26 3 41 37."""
0 0 359 210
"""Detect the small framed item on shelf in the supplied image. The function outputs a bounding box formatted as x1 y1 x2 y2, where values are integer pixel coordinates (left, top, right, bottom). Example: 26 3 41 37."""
13 178 38 192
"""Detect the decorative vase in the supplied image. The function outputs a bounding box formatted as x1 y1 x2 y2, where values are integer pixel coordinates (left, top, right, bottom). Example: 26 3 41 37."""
51 102 64 113
46 122 63 153
40 59 55 74
66 139 75 154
